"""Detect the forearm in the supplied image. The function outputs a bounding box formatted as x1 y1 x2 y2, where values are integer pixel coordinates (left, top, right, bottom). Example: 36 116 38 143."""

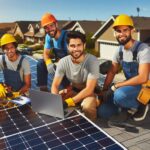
43 48 51 62
103 62 118 90
116 63 149 88
51 77 62 94
19 84 30 94
116 75 148 88
51 86 59 94
103 72 116 90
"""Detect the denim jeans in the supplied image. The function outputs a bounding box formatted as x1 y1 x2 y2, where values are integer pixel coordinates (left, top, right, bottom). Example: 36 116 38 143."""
97 85 141 119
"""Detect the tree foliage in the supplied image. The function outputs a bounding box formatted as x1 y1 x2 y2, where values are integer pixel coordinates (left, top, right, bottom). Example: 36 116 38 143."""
15 34 23 44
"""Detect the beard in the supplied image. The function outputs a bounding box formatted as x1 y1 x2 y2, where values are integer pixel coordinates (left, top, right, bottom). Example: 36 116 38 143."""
48 29 57 38
69 50 84 60
116 34 132 45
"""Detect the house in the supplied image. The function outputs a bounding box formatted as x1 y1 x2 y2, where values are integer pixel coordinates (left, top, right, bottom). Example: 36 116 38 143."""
0 23 15 37
10 21 39 40
92 15 150 60
62 20 103 35
24 23 40 43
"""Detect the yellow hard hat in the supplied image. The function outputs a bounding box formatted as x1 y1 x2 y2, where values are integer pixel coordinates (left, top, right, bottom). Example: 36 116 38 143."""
113 14 134 28
0 34 16 47
41 13 57 27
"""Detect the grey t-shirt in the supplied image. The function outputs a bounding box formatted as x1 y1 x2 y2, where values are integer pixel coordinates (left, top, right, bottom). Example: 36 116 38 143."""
113 41 150 64
0 55 30 81
55 54 99 85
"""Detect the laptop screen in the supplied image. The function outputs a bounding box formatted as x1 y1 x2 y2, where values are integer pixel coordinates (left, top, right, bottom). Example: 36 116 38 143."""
29 90 65 119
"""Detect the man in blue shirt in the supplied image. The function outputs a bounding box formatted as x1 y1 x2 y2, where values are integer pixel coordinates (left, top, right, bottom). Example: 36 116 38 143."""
37 13 69 91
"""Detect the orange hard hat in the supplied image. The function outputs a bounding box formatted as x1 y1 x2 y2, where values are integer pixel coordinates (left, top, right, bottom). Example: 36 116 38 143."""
41 13 57 27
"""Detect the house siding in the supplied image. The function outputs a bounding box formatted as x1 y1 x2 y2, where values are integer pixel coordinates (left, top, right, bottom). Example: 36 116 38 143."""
98 24 116 42
14 26 24 39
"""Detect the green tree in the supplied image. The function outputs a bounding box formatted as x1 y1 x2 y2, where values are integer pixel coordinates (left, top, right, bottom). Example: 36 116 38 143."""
86 32 99 56
15 34 23 44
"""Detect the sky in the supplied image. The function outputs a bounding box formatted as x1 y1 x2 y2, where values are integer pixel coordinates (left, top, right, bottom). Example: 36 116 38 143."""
0 0 150 23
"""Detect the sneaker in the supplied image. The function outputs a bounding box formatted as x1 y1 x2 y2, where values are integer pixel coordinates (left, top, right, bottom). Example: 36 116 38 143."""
133 104 149 121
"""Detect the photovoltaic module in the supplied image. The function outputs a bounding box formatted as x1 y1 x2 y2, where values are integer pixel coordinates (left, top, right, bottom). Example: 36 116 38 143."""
0 105 127 150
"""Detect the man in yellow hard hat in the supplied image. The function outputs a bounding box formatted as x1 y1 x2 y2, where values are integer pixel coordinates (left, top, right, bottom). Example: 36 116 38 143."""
0 34 31 98
37 13 69 91
97 14 150 121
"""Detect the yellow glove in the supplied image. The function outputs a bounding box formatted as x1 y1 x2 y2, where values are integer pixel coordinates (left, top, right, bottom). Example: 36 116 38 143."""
64 98 75 107
45 59 52 66
0 84 7 98
12 92 21 98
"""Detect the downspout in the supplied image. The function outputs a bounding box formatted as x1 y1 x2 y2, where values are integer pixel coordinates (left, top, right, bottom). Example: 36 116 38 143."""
137 29 140 41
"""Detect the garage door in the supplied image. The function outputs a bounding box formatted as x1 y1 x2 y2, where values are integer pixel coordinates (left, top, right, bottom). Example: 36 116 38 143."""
100 42 119 60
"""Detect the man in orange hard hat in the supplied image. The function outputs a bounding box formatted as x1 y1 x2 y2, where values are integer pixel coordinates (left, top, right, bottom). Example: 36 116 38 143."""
97 14 150 121
0 34 31 98
37 13 69 91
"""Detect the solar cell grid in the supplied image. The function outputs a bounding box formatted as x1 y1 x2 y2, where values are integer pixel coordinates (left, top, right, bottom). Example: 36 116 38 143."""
0 105 126 150
0 105 59 139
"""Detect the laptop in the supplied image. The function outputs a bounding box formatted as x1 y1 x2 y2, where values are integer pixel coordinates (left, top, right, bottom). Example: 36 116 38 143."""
29 89 74 119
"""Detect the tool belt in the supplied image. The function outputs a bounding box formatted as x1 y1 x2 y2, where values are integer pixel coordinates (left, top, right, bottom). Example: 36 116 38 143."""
137 80 150 105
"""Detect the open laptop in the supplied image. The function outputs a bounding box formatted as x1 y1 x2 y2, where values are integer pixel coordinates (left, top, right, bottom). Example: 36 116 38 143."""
29 89 74 119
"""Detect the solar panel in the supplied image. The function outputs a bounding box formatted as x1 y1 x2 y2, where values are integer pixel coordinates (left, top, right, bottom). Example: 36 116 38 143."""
0 105 126 150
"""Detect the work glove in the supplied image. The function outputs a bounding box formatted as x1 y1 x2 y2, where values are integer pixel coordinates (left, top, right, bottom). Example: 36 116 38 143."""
12 92 21 98
46 59 56 74
63 97 76 109
103 84 117 101
0 84 7 98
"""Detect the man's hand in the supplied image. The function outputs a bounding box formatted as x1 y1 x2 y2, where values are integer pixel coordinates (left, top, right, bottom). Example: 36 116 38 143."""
45 59 56 74
103 84 117 101
63 97 75 109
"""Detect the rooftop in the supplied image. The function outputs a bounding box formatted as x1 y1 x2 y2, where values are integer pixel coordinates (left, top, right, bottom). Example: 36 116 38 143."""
0 55 149 149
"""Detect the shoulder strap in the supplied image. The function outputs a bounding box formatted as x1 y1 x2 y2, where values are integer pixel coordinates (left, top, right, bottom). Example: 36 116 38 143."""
50 38 54 49
133 41 142 61
61 31 68 49
61 31 67 49
17 55 25 71
2 55 7 69
119 42 142 61
119 46 123 61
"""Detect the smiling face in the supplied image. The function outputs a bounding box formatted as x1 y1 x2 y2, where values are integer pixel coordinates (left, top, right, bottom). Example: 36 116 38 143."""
114 25 133 45
44 22 58 38
3 43 17 60
67 38 85 60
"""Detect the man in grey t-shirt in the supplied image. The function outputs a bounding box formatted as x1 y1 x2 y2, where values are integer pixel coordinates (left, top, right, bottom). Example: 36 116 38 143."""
51 31 100 121
97 14 150 121
0 34 31 99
